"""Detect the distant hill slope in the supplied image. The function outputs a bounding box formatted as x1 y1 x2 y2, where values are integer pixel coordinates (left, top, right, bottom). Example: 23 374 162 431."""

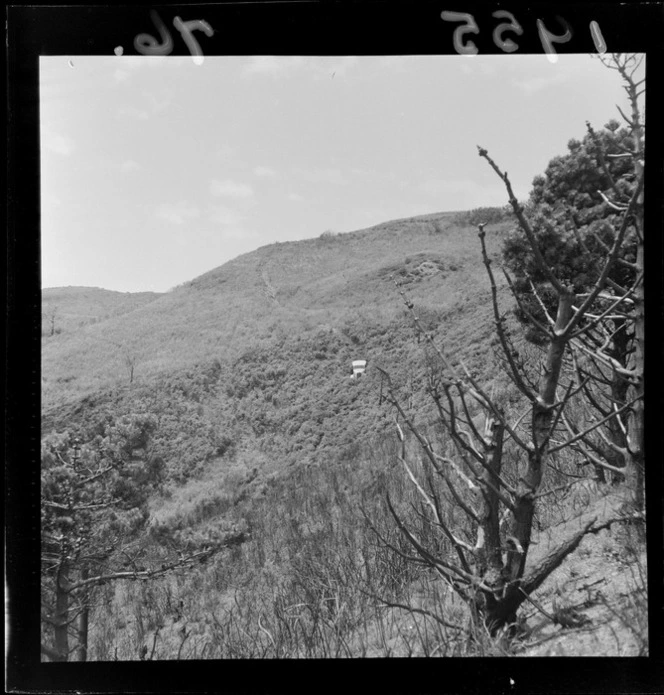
41 286 162 335
41 208 521 490
42 210 511 409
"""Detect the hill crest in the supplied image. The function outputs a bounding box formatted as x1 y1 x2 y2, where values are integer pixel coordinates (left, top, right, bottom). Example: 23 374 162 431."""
42 208 512 414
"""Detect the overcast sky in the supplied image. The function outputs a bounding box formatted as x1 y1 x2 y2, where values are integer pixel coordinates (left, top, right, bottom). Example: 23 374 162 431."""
40 54 639 293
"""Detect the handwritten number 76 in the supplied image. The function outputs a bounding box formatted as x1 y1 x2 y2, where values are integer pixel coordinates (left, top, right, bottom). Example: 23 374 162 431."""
134 10 213 64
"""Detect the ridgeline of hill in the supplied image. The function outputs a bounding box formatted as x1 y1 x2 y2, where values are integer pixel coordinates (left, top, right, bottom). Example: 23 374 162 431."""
42 286 162 335
42 209 518 484
42 209 516 487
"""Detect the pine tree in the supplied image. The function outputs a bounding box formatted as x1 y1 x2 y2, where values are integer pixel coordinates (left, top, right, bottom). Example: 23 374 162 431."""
40 415 162 661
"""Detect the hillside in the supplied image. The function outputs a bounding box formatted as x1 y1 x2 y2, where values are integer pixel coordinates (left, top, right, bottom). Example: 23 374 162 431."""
41 210 512 417
40 207 647 661
41 286 162 336
42 209 520 492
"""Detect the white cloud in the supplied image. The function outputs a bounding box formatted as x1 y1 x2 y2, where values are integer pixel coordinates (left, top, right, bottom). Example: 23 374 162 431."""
243 56 280 75
377 56 406 71
117 105 150 121
419 178 520 208
42 130 74 156
242 55 360 80
459 59 499 77
210 179 254 198
204 203 258 244
420 179 481 196
113 68 131 83
112 55 173 82
144 88 174 114
508 57 596 94
156 202 200 225
116 88 173 122
299 167 347 185
288 193 305 202
511 71 568 94
120 159 141 172
214 144 234 160
253 165 277 178
219 226 259 241
42 192 62 209
208 204 244 226
243 56 305 76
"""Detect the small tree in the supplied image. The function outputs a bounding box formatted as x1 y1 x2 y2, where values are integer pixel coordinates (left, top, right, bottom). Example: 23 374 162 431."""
44 304 59 336
40 415 247 661
41 416 159 660
502 54 644 502
123 350 137 384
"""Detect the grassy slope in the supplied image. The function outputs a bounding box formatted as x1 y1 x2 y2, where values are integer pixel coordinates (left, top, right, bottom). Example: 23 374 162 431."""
41 208 648 659
42 211 511 416
41 286 162 334
41 209 519 535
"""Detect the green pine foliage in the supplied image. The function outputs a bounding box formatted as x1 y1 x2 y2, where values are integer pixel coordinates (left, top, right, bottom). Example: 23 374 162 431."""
502 121 638 342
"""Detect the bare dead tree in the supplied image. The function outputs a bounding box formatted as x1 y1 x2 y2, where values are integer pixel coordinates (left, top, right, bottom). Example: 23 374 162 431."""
44 304 59 336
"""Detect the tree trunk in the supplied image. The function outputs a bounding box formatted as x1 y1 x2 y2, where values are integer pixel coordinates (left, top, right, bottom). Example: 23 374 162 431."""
625 70 645 514
76 567 90 661
475 413 505 579
77 606 89 661
53 561 70 661
476 308 575 632
605 317 630 483
626 240 645 512
507 290 574 580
